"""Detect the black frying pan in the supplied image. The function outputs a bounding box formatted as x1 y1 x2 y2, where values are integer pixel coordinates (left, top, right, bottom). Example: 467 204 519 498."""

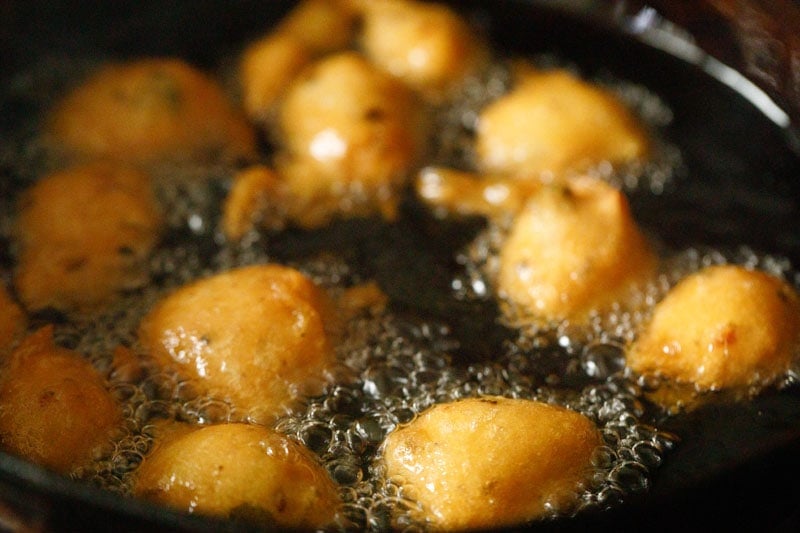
1 1 799 531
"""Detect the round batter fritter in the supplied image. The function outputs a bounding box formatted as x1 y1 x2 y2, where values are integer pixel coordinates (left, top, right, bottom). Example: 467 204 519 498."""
0 326 123 474
46 58 257 166
628 265 800 393
381 396 601 530
476 69 649 180
13 162 162 314
360 0 487 101
134 423 341 528
138 264 337 423
275 51 426 228
497 176 656 323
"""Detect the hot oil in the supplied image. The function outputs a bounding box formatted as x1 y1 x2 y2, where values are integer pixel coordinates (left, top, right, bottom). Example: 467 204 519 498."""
0 51 700 529
0 35 797 533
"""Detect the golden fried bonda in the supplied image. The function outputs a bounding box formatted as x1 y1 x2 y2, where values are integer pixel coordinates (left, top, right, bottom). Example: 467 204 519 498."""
497 176 656 323
627 265 800 393
13 162 162 313
138 264 337 423
381 396 601 530
239 33 313 124
0 284 25 355
276 0 358 54
275 51 425 228
134 423 341 528
476 69 649 180
0 326 122 474
360 0 487 101
46 59 257 166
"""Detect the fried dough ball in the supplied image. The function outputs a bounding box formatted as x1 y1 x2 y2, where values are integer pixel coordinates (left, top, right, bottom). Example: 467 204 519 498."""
221 165 288 240
476 69 649 180
0 284 26 355
276 0 358 54
382 396 601 530
239 34 313 123
627 265 800 393
239 0 359 122
0 326 122 474
46 59 257 166
14 162 162 313
498 176 656 323
138 264 337 423
360 0 487 101
276 51 425 228
134 423 340 528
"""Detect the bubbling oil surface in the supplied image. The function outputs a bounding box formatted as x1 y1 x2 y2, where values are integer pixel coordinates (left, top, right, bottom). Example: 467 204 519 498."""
0 40 798 533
